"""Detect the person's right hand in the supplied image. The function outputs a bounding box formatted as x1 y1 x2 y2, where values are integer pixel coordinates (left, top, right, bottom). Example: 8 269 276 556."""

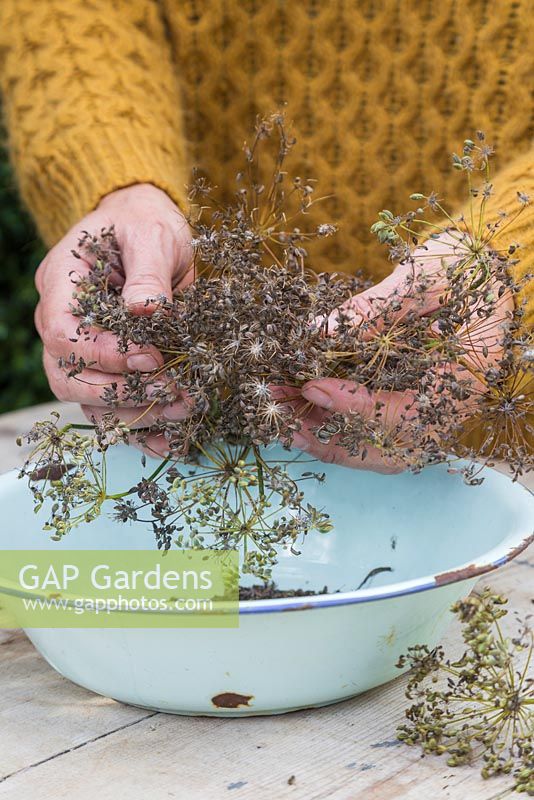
34 183 192 456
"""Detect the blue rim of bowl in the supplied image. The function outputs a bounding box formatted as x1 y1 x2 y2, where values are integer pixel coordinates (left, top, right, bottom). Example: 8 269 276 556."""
0 529 531 618
240 478 534 613
0 468 532 617
238 527 534 614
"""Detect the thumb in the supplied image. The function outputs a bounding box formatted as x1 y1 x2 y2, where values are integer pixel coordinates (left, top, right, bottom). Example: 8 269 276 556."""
120 224 190 315
324 260 447 336
324 234 462 335
301 378 418 426
121 255 173 315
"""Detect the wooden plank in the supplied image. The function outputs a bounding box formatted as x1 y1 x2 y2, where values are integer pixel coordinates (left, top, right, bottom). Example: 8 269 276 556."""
0 403 531 799
0 704 498 800
0 629 155 781
0 554 530 800
0 402 155 778
0 672 518 800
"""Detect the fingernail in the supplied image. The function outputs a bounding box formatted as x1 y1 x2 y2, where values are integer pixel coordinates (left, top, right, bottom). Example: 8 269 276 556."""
126 298 165 316
127 354 159 372
292 432 310 452
163 402 189 421
302 385 333 409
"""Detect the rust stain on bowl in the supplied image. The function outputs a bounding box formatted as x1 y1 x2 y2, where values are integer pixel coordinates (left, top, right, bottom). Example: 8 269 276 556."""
435 532 534 586
435 562 488 585
211 692 254 709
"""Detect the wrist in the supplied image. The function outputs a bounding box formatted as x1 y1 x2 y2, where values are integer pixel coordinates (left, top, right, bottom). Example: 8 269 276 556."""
98 183 179 213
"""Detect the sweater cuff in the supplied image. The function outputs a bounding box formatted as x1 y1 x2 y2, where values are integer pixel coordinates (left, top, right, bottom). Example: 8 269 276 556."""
485 158 534 332
18 126 189 246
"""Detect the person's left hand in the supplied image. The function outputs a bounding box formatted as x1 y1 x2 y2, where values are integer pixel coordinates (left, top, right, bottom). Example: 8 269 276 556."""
284 235 513 472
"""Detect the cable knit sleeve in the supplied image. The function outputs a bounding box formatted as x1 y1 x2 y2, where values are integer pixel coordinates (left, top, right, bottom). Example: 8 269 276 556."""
0 0 189 246
486 147 534 331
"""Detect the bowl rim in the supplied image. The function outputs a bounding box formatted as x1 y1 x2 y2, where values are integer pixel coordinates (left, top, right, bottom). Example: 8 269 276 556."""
240 477 533 613
0 466 532 617
238 528 533 613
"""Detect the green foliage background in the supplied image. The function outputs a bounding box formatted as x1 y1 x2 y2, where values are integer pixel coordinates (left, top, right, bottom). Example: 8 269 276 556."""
0 146 52 413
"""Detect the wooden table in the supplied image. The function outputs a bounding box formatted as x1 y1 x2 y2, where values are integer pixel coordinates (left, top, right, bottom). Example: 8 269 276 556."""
0 402 532 800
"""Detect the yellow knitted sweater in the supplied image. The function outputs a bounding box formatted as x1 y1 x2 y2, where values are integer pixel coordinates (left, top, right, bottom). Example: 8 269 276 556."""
0 0 532 326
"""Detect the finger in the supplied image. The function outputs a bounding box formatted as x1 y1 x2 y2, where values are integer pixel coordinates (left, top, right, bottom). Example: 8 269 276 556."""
44 351 178 406
139 433 171 458
269 384 305 403
114 432 171 460
321 236 462 336
36 301 163 373
323 266 445 336
273 386 406 472
136 423 193 461
290 407 404 474
173 251 195 291
128 431 178 460
36 233 165 373
301 379 418 428
81 409 189 461
81 403 189 430
120 214 192 312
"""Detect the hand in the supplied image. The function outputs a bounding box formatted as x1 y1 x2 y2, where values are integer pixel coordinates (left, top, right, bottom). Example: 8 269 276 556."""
288 235 513 472
35 184 192 456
